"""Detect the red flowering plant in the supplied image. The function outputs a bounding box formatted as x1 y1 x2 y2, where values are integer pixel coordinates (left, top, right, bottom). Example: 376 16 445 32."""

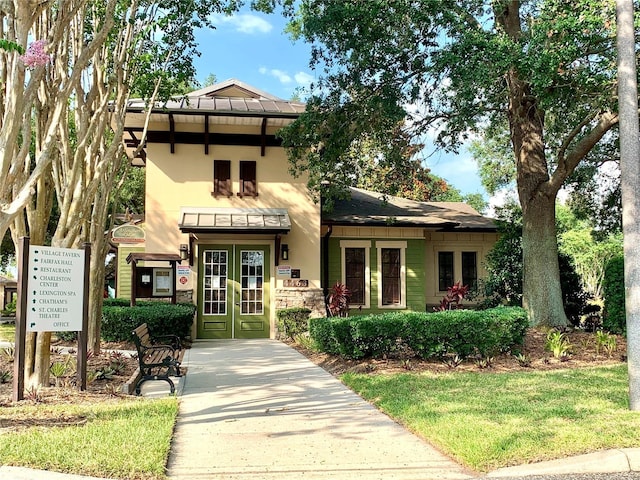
327 282 351 317
434 281 470 311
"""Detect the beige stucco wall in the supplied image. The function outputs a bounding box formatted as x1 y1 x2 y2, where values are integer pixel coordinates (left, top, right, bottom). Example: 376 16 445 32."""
142 121 321 337
144 141 320 282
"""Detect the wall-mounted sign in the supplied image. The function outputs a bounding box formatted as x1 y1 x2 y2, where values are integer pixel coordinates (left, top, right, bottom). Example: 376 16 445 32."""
291 269 301 279
277 265 292 277
111 224 145 244
177 265 191 287
26 246 85 332
152 268 173 296
283 279 309 288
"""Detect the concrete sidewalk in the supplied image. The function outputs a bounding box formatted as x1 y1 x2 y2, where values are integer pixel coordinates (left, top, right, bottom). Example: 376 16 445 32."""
166 339 474 480
3 339 640 480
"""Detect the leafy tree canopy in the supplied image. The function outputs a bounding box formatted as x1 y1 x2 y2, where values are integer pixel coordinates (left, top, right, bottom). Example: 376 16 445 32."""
279 0 629 327
281 0 623 193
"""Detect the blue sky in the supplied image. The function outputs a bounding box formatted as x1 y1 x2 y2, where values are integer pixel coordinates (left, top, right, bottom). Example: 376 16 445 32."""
193 9 485 196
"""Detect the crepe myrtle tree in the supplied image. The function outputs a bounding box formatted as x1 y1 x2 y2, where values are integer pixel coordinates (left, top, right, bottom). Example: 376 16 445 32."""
279 0 628 327
2 0 299 388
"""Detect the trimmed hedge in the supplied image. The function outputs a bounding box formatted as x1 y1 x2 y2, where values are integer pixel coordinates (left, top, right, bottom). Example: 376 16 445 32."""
276 307 311 340
309 307 529 360
102 301 196 342
603 255 626 334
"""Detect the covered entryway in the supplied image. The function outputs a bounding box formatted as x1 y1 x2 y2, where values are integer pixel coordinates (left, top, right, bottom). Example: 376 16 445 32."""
178 207 291 339
198 244 270 339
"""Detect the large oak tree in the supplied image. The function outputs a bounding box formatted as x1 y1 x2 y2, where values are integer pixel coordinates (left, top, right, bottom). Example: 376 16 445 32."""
280 0 629 327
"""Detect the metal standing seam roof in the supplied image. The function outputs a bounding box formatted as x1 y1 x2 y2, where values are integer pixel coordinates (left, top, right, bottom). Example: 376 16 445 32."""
179 208 291 233
125 94 306 117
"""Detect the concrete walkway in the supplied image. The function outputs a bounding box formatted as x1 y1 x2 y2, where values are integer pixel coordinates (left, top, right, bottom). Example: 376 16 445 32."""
3 338 640 480
166 339 474 480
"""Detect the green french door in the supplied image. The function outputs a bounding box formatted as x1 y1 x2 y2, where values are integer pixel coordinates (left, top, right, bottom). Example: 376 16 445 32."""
198 244 270 339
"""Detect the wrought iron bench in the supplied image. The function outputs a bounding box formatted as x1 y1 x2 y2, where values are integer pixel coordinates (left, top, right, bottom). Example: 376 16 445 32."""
131 323 185 395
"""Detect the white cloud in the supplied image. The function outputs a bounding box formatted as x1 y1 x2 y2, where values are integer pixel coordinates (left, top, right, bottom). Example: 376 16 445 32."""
486 188 519 218
294 71 314 87
210 13 272 34
259 67 292 84
260 68 316 90
270 69 292 84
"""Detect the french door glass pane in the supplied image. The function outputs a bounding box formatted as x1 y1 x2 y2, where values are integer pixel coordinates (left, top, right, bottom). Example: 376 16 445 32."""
241 250 264 315
203 250 227 315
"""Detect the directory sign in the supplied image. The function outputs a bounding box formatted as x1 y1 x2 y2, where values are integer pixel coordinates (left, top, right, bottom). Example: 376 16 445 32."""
26 246 85 332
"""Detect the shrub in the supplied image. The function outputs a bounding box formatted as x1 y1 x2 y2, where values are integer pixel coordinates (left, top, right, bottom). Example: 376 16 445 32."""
1 300 16 316
352 313 405 358
276 307 311 340
309 307 528 360
603 255 626 334
101 302 195 342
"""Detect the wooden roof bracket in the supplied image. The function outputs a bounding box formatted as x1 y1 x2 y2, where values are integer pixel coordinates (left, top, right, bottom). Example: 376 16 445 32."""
125 128 146 164
204 114 210 155
169 113 175 154
260 117 267 157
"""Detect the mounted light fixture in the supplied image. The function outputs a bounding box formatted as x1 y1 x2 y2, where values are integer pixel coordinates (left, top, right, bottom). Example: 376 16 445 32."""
281 244 289 261
179 244 189 261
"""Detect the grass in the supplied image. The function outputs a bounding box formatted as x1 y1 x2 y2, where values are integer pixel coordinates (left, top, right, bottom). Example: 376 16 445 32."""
0 322 14 342
0 397 178 479
342 364 640 473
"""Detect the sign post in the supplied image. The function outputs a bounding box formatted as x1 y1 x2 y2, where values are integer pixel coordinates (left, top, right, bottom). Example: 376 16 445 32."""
13 237 29 402
13 240 90 401
78 243 91 390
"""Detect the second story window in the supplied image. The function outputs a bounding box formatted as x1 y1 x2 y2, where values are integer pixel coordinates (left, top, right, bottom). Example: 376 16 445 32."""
213 160 231 197
238 160 258 197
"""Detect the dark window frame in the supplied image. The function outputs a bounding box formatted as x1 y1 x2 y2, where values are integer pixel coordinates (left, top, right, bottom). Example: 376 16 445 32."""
381 248 401 306
438 251 454 292
238 160 258 197
212 160 232 197
345 247 366 305
461 251 478 289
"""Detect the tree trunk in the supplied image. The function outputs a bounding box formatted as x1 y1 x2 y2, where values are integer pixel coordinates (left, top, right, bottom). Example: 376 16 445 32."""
521 193 569 327
497 1 569 328
616 0 640 410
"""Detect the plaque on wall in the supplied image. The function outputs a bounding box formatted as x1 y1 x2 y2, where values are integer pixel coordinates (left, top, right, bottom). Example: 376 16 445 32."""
283 279 308 288
291 269 300 278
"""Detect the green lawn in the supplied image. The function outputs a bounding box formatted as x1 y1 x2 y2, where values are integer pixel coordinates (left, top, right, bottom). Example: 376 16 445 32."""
342 364 639 472
0 322 14 342
0 397 178 479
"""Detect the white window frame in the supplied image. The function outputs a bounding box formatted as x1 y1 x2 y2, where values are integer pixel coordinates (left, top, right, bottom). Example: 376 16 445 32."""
376 241 406 309
340 240 371 309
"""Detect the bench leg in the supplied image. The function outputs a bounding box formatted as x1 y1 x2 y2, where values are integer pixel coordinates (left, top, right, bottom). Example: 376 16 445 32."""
168 364 182 377
135 375 176 396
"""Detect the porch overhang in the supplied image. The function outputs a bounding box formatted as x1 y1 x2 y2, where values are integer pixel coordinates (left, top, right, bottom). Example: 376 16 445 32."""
178 207 291 234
